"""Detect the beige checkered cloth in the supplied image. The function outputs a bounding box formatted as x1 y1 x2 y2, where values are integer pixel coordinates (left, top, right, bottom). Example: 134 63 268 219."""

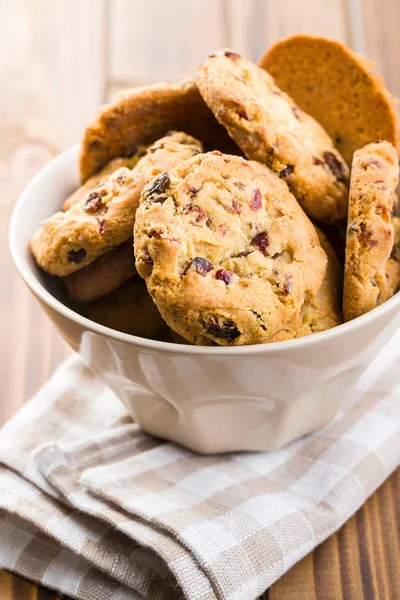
0 333 400 600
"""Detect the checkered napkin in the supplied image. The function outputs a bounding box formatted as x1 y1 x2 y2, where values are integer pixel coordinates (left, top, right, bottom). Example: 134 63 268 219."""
0 333 400 600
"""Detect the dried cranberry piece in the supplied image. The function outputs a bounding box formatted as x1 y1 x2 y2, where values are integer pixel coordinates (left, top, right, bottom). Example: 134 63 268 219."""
67 248 86 264
184 257 213 276
238 109 249 120
279 165 294 179
218 224 227 236
250 189 262 210
231 199 241 213
97 216 106 235
251 231 269 256
185 204 207 224
282 275 293 296
145 172 171 197
369 240 378 247
312 156 324 166
224 50 241 60
205 317 241 340
206 217 213 227
323 152 346 182
272 90 282 97
84 190 106 213
374 179 387 190
140 249 154 266
292 106 300 120
215 269 233 284
188 187 198 197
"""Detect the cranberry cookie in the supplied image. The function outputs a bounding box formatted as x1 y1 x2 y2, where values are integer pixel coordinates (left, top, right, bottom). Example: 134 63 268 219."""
63 152 146 212
80 80 236 182
63 240 136 303
134 152 327 345
260 35 400 165
344 141 399 322
196 49 349 224
31 132 203 277
270 228 342 341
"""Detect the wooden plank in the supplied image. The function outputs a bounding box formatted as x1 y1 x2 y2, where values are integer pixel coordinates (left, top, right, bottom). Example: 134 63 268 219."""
108 0 227 89
228 0 347 61
361 0 400 96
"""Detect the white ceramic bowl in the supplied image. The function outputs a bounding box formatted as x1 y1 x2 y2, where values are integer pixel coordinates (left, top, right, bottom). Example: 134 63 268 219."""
10 145 400 453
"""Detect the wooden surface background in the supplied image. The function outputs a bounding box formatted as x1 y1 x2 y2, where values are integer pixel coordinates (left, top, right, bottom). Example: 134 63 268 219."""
0 0 399 598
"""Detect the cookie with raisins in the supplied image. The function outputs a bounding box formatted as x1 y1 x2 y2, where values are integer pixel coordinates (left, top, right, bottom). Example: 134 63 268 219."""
270 228 342 341
31 132 203 276
196 49 349 224
63 152 146 212
344 141 400 322
134 152 327 346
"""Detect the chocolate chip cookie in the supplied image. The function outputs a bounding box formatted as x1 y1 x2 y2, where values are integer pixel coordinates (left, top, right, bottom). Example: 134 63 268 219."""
31 132 203 277
259 35 400 165
196 49 349 224
63 152 146 212
63 240 136 303
343 141 399 322
134 152 327 345
80 80 236 182
270 228 342 341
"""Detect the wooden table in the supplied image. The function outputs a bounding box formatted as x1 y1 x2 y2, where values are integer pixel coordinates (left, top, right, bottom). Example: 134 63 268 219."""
0 0 399 598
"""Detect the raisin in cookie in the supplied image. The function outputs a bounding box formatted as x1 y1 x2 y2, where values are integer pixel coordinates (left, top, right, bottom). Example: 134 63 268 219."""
63 240 136 303
134 152 327 346
31 132 203 277
344 141 399 322
196 49 349 224
63 152 146 211
260 35 400 165
80 80 236 182
270 228 342 341
85 281 168 339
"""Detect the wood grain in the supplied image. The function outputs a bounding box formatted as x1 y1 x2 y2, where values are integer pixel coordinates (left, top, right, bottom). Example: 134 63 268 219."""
0 0 399 598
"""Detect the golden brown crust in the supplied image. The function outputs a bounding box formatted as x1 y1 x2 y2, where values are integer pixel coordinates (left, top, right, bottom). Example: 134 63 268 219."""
269 228 342 341
63 153 146 211
62 240 136 303
31 132 203 276
196 49 349 224
134 152 327 346
85 281 168 339
79 80 236 182
259 35 400 165
343 141 399 322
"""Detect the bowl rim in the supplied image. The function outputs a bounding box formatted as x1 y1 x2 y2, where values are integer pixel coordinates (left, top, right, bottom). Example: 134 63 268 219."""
9 144 400 356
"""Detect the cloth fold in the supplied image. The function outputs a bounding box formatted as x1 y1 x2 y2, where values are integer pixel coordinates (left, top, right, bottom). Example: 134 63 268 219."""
0 331 399 600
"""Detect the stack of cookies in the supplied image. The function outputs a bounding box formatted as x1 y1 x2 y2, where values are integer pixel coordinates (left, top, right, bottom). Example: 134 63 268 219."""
31 36 400 346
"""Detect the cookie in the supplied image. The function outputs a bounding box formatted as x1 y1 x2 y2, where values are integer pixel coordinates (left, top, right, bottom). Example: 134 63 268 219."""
80 80 236 182
63 239 136 303
343 141 399 322
134 152 327 346
85 281 168 339
269 228 342 341
259 35 400 165
31 132 203 277
63 152 146 211
196 49 349 224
